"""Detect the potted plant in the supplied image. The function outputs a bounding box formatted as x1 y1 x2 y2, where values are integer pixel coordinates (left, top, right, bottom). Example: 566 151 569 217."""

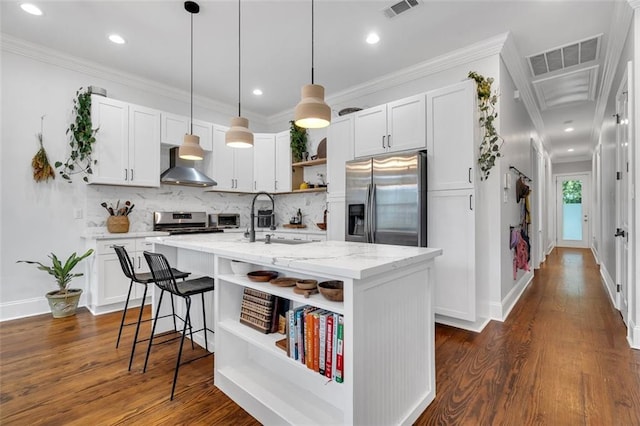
289 120 308 163
55 87 98 183
17 249 94 318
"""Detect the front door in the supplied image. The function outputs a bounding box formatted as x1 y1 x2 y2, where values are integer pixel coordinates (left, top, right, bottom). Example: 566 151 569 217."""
556 173 590 248
615 64 630 324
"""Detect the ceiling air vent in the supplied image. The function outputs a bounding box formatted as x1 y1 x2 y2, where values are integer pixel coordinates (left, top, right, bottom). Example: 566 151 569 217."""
383 0 420 18
527 34 602 77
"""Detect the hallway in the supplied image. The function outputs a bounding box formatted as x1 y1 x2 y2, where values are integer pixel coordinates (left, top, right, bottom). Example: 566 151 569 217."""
417 247 640 425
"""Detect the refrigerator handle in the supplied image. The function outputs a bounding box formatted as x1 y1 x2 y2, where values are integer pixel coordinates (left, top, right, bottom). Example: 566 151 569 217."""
370 184 377 243
363 183 371 243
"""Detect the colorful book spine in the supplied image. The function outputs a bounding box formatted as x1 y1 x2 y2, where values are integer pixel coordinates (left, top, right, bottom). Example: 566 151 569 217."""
287 309 296 359
296 307 305 364
325 313 334 379
335 315 344 383
319 311 327 376
313 310 320 372
304 308 314 368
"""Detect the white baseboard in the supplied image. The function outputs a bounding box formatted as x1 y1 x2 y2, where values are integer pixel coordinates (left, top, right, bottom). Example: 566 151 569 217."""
489 270 534 321
599 263 618 309
546 243 555 256
591 246 600 265
434 314 490 333
0 297 51 321
628 319 640 349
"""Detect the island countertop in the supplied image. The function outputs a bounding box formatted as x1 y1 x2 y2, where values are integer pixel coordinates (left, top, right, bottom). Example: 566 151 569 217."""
146 233 442 280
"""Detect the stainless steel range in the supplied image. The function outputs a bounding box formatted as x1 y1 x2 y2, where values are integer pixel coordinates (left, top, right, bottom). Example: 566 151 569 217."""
153 211 224 235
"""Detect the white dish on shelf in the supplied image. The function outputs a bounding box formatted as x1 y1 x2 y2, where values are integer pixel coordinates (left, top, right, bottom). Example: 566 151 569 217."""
230 260 255 275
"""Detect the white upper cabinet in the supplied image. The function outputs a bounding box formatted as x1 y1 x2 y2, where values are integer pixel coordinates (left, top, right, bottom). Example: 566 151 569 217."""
253 133 276 192
160 112 213 151
326 115 354 197
210 124 254 192
90 95 160 187
426 79 476 191
275 130 292 193
354 94 425 158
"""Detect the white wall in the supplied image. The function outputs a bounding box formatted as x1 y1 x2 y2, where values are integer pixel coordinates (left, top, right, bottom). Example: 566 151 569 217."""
496 58 538 316
0 48 326 319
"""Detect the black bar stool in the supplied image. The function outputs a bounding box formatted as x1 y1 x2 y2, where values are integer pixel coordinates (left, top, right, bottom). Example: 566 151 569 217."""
142 250 215 400
112 245 191 371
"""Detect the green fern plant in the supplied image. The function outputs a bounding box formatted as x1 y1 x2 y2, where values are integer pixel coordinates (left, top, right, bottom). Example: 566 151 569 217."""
468 71 503 181
55 87 98 183
17 249 94 294
289 120 308 163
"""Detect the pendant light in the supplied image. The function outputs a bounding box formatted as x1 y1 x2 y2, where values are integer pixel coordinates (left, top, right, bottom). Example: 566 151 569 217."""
294 0 331 129
179 1 205 160
225 0 254 148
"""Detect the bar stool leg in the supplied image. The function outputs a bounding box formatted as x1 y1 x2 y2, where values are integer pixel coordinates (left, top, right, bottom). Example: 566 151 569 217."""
201 293 209 350
128 283 148 371
171 296 191 400
116 279 135 348
143 288 164 373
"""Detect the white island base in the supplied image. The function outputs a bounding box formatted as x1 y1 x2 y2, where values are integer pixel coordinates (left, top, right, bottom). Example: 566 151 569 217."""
149 235 442 425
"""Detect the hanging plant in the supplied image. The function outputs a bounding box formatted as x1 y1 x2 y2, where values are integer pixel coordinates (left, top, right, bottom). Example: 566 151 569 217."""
289 120 308 163
55 87 98 183
31 115 55 182
468 71 503 181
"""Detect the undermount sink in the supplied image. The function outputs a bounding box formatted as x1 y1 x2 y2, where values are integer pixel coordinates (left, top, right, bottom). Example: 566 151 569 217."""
255 238 311 245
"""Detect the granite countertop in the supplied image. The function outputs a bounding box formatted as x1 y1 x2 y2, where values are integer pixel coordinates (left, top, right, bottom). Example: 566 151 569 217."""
222 227 326 235
83 230 169 239
147 233 442 280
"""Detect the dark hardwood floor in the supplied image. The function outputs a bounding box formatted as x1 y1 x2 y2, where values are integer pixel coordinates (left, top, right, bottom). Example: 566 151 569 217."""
1 248 639 425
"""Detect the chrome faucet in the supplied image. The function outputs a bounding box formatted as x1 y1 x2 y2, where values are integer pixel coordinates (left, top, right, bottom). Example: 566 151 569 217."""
249 191 276 242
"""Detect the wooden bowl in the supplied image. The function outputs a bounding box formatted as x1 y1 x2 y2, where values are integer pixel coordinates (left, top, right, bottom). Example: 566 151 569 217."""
318 280 344 302
316 223 327 231
247 270 279 282
296 279 318 290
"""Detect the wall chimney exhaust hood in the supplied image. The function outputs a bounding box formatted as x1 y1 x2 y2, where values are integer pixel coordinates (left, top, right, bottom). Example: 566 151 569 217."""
160 147 217 187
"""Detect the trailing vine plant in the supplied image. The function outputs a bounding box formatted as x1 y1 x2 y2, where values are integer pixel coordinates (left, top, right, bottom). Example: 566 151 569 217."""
55 87 98 182
289 120 308 163
468 71 503 181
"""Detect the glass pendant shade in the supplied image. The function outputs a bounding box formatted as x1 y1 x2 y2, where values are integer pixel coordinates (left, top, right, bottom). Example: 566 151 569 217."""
294 83 331 129
179 133 204 160
225 116 254 148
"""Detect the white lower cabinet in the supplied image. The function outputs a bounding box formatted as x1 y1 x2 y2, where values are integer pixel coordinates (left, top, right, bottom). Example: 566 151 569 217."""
327 197 346 241
87 237 152 314
428 189 476 321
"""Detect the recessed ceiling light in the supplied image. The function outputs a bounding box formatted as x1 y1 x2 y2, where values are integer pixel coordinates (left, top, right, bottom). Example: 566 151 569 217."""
108 34 126 45
567 148 575 152
564 127 574 132
252 89 263 96
366 32 380 45
20 3 42 15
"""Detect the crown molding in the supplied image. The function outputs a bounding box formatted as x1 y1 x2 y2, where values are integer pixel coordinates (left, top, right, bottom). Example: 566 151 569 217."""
499 32 548 152
267 32 509 127
628 0 640 9
591 0 633 145
0 34 268 127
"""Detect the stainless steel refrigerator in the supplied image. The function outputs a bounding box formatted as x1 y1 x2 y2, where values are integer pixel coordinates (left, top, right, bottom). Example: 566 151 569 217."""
345 150 427 247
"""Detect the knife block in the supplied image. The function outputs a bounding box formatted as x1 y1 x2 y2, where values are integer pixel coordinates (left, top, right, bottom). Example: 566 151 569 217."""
107 216 129 233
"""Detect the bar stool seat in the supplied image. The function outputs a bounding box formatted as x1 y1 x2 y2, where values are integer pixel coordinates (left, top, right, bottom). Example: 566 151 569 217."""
112 245 191 371
142 250 215 400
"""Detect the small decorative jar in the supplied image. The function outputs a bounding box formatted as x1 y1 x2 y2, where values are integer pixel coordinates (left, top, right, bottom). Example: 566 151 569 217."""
107 216 130 233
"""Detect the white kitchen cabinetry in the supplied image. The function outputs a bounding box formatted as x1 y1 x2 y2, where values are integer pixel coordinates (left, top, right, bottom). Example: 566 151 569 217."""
90 95 160 187
428 189 476 321
253 133 276 192
426 79 476 191
210 124 254 192
160 112 213 151
326 115 354 241
275 130 292 193
354 94 425 158
87 237 153 315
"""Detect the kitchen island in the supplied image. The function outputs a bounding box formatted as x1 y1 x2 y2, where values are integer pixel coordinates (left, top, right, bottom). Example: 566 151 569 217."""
147 233 442 425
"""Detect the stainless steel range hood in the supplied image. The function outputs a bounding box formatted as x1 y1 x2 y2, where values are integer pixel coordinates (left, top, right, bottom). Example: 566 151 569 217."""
160 147 217 187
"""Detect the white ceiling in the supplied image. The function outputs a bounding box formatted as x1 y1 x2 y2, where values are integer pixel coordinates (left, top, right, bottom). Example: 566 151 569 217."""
0 0 620 162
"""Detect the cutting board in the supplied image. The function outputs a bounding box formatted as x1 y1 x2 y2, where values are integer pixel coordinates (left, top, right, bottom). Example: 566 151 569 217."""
283 224 307 229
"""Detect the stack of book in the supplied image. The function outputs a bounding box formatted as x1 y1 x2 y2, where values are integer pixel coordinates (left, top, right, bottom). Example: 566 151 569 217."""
240 288 289 334
286 306 344 383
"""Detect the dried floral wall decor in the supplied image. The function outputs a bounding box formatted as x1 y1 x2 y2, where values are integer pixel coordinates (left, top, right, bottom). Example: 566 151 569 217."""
56 87 98 183
31 115 55 182
468 71 503 181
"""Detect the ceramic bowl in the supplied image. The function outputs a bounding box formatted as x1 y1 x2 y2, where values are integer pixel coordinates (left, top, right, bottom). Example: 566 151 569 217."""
318 280 344 302
296 279 318 290
230 260 254 275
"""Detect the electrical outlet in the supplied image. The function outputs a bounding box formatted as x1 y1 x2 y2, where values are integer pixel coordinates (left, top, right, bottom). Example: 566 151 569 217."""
73 208 83 219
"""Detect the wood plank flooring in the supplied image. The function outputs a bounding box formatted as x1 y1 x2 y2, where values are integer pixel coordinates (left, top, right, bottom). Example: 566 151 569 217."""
1 247 639 424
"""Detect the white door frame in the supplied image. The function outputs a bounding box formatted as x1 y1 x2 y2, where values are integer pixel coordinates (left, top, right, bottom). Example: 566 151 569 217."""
554 172 591 248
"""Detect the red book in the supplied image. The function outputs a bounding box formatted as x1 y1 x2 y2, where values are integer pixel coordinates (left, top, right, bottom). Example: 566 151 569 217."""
313 311 320 372
325 314 334 379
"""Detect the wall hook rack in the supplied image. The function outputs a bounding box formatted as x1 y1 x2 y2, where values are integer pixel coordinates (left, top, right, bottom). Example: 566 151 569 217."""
509 166 532 182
